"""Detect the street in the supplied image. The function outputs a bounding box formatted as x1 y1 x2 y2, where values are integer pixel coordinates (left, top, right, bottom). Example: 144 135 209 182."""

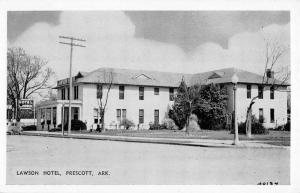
6 135 290 185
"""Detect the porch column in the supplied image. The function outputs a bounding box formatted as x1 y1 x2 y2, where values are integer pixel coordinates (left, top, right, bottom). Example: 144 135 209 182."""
56 104 62 126
50 107 54 129
36 108 41 130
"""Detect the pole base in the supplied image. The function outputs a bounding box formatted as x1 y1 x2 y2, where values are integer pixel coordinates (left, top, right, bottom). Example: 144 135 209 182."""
232 141 240 146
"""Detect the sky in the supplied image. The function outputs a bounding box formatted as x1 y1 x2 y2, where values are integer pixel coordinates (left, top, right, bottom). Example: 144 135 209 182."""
7 11 290 82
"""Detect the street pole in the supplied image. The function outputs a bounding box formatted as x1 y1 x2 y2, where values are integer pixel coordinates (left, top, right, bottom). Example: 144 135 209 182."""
62 104 65 136
68 39 73 136
59 36 86 135
233 84 239 145
231 73 239 145
33 100 35 126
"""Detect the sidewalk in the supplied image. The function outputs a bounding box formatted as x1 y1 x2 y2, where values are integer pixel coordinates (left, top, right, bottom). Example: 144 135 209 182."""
21 130 288 149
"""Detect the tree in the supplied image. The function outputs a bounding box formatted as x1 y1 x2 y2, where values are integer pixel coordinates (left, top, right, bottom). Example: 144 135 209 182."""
7 47 53 121
245 29 290 138
96 70 113 132
192 84 228 130
169 79 227 133
168 78 194 134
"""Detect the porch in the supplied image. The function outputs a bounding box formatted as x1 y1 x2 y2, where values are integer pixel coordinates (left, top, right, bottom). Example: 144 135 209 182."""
36 100 82 131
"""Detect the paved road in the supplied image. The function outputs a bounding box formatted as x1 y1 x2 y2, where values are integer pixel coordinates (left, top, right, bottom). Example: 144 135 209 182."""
6 135 290 185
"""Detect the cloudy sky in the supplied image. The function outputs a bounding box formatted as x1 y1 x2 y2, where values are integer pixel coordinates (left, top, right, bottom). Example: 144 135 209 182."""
8 11 290 81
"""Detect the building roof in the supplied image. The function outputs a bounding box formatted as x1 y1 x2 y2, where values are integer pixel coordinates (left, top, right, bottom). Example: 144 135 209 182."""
189 68 289 86
75 68 193 87
54 67 289 88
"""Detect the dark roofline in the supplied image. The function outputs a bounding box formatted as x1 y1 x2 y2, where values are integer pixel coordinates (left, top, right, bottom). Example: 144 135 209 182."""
54 67 290 88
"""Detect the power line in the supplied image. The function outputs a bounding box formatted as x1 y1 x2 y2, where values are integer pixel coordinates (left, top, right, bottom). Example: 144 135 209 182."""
59 35 86 136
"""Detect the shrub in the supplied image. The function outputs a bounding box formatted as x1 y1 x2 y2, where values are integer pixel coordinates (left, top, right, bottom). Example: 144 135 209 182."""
187 119 201 131
168 108 187 130
22 125 37 131
284 121 290 131
120 118 135 130
149 123 166 130
189 114 198 122
162 118 178 130
186 114 201 131
231 116 269 135
63 120 87 131
49 128 62 132
187 114 200 131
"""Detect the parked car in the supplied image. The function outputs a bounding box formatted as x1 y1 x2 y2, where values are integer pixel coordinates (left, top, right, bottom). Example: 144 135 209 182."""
7 122 22 135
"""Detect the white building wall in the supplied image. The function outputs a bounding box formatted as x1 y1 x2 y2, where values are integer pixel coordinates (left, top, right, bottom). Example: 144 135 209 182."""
234 84 287 128
81 84 174 130
67 82 287 130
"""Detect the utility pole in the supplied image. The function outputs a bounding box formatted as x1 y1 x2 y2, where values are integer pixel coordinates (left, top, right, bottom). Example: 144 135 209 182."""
59 36 86 135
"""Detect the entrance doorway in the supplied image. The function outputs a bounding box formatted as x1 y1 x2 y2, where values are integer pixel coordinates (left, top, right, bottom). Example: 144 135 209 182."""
62 107 80 125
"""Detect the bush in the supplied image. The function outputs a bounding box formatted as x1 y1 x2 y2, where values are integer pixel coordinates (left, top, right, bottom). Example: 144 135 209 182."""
63 120 87 131
149 123 166 130
186 114 201 131
22 125 37 131
49 128 62 132
187 114 200 131
120 118 135 130
187 119 201 131
168 108 187 130
284 121 290 131
162 118 178 130
231 116 269 135
189 114 198 122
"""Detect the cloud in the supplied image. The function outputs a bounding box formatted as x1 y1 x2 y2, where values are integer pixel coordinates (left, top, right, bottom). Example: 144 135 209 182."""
188 23 290 75
11 11 290 84
11 11 188 82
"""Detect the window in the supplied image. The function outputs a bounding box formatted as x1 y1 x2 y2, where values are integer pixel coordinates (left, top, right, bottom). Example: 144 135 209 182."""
258 85 263 99
154 87 159 95
93 108 99 124
247 85 251 99
116 109 121 123
97 85 103 99
169 88 174 101
122 109 127 120
53 107 57 125
119 85 125 100
270 109 275 123
154 109 159 124
74 86 78 99
270 86 274 99
139 109 144 124
61 88 65 100
116 109 126 123
259 108 264 123
67 87 70 100
139 87 144 100
73 108 79 120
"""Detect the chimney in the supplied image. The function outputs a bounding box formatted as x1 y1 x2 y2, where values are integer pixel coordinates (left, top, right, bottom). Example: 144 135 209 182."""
266 69 274 79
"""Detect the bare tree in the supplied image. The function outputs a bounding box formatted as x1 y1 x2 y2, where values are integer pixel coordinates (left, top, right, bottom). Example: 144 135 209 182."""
7 47 54 121
245 30 290 138
96 70 113 132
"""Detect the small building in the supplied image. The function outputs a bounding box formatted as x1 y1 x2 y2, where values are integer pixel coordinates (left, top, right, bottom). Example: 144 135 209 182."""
36 67 289 131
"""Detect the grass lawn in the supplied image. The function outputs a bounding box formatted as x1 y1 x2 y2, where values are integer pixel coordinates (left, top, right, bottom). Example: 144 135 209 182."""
73 129 290 146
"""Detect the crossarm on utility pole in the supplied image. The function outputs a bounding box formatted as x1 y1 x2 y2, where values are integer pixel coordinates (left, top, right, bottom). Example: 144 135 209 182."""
59 36 86 135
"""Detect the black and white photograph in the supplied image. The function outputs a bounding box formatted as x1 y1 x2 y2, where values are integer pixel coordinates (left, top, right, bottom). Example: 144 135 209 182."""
1 0 300 192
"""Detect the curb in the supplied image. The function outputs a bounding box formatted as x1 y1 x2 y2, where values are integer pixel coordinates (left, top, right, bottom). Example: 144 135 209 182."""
20 132 289 149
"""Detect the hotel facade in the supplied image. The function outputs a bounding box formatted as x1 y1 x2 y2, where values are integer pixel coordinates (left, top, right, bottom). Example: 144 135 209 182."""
36 67 289 130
